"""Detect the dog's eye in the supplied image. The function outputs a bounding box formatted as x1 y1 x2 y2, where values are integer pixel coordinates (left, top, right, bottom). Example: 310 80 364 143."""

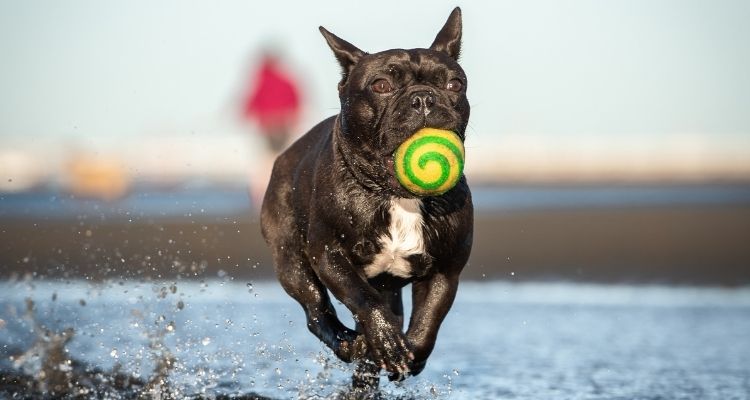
371 79 393 94
446 79 463 92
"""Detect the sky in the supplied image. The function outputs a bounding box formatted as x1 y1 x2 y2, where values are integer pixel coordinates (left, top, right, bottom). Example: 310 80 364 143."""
1 0 749 186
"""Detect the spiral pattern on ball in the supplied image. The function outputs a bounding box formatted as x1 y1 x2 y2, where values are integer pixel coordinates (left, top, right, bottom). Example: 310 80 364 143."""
393 128 465 196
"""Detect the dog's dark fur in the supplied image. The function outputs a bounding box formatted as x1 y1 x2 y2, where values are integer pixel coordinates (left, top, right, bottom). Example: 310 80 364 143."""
260 7 472 387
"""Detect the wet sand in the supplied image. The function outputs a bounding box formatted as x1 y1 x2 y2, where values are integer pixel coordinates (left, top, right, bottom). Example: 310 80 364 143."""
1 205 749 285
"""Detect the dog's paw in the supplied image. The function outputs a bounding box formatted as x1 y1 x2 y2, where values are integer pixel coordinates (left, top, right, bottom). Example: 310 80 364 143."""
362 308 414 376
335 333 368 363
387 356 426 382
350 334 369 359
408 357 426 376
333 330 366 363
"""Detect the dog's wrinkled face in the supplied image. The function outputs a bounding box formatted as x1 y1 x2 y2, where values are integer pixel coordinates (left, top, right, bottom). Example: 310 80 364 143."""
321 9 469 196
344 49 469 153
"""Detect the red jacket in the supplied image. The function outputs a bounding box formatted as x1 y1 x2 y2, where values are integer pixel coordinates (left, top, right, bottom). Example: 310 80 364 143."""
244 56 301 134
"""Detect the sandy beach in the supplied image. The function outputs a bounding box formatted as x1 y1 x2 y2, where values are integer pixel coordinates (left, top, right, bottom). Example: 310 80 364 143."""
2 205 749 285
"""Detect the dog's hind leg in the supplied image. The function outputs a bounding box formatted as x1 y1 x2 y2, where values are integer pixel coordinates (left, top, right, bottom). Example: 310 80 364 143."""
352 360 380 391
351 314 380 390
380 288 404 329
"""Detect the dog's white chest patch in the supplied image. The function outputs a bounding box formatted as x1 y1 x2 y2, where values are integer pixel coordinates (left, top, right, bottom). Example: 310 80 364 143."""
364 198 425 278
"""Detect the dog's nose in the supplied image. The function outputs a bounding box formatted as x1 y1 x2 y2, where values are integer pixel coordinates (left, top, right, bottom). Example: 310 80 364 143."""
411 91 435 114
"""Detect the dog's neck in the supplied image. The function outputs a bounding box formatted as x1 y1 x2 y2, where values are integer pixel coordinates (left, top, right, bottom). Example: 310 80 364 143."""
333 115 388 195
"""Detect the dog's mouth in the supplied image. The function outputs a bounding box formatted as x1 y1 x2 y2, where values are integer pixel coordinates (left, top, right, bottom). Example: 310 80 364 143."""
380 126 466 197
382 156 402 192
378 123 466 196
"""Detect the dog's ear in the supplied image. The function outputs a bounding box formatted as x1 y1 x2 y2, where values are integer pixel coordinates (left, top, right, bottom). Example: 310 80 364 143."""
319 26 365 86
430 7 462 60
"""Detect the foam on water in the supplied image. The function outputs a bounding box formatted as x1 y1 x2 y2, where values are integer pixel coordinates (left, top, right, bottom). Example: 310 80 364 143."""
1 279 750 399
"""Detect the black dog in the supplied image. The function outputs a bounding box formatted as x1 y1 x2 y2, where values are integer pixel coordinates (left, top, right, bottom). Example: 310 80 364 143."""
261 7 472 387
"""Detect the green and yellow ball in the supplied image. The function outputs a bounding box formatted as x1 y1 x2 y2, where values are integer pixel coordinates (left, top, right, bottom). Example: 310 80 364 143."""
393 128 465 196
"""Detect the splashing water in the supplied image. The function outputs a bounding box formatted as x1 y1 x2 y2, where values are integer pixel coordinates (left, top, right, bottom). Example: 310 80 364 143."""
0 279 453 399
2 279 750 399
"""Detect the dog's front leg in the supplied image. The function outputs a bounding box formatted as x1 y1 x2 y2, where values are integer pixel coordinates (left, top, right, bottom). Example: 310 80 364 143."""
392 271 459 380
311 243 414 375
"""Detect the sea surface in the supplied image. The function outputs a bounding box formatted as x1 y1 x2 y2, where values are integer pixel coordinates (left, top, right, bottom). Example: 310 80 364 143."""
1 280 749 399
2 183 750 220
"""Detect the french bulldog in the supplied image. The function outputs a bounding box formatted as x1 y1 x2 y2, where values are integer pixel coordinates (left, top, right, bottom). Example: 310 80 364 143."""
261 7 472 387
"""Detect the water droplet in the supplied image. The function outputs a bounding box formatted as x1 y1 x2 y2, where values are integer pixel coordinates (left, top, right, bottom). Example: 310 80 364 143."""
201 337 211 346
110 349 118 358
246 282 254 293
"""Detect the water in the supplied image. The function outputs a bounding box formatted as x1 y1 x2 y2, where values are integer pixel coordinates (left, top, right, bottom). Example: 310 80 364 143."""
2 280 749 399
0 185 253 221
2 184 750 220
470 183 750 211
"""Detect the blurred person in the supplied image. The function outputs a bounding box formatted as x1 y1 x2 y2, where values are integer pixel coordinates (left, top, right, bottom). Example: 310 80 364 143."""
241 50 303 208
243 51 302 153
